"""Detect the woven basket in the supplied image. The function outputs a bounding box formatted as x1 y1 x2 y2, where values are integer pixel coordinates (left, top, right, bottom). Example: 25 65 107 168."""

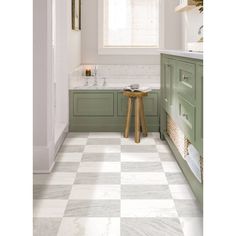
167 114 203 182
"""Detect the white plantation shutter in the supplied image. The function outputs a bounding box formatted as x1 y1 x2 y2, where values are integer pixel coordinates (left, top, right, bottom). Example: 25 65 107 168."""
103 0 159 48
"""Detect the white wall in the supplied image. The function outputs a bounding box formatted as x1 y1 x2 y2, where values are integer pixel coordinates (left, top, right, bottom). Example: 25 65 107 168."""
181 8 203 50
67 0 82 72
81 0 182 65
33 0 55 172
33 0 82 173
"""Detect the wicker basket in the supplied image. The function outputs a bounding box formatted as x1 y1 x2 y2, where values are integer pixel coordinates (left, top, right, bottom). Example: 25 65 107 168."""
167 114 203 182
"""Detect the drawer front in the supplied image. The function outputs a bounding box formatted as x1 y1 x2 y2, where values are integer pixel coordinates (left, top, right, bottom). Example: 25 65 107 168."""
177 95 196 142
118 92 158 116
73 92 114 116
176 61 196 103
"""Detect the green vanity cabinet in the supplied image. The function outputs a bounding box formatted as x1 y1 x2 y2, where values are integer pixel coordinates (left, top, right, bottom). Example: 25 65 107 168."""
160 53 203 207
161 57 175 115
73 92 114 116
69 90 160 132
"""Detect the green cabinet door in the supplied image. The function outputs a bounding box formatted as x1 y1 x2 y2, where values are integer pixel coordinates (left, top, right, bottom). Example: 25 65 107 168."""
72 92 114 116
161 57 175 115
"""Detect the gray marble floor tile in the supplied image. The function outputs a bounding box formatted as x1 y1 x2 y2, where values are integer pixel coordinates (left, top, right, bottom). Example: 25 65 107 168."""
33 218 61 236
121 162 163 172
33 173 76 185
52 162 79 172
33 185 72 199
74 172 121 184
87 138 121 145
82 153 121 162
174 200 203 217
159 153 176 161
121 218 184 236
121 185 172 199
64 200 120 217
121 145 157 153
67 132 89 138
166 173 188 184
57 217 120 236
59 145 84 153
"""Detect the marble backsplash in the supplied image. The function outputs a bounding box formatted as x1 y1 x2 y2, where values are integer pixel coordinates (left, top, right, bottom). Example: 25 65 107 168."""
69 65 160 84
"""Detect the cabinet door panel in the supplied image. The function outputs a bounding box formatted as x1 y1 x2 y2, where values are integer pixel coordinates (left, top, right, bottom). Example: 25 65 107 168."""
73 92 114 116
176 61 196 103
161 58 175 114
177 95 196 142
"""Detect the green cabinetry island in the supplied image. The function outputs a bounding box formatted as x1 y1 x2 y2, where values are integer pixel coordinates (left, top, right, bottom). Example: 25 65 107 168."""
160 52 203 207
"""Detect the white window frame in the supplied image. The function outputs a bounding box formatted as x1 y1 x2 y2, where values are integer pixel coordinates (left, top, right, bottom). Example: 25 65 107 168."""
98 0 165 55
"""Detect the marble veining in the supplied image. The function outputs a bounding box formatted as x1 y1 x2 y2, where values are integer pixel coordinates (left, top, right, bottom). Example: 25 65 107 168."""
33 132 203 235
64 200 120 217
121 218 184 236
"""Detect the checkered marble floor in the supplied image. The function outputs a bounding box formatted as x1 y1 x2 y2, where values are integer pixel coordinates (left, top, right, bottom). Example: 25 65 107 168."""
33 132 203 236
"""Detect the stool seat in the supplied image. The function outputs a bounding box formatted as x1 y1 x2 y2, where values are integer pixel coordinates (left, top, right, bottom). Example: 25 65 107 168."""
123 91 148 143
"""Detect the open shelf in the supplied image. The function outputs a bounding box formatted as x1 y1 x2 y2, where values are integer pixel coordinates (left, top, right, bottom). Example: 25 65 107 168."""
175 0 195 12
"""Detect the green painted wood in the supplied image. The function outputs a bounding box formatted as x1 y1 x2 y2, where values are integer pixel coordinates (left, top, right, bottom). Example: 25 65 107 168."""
176 60 196 104
117 91 158 116
160 53 203 208
161 57 175 116
69 90 159 132
177 94 196 143
72 92 114 116
164 132 203 208
196 63 203 156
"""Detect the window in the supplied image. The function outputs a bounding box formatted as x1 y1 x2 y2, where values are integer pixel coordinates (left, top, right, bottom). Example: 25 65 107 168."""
98 0 163 55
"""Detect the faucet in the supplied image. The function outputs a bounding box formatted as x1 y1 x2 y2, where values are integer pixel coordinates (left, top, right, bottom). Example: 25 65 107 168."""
93 66 97 86
102 77 106 86
198 25 203 42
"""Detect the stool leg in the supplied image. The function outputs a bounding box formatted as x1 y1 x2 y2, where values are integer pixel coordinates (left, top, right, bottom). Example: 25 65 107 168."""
124 97 132 138
135 97 141 143
140 97 148 137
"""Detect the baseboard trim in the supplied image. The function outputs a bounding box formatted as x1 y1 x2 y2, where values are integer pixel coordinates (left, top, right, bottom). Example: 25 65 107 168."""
164 132 203 208
55 123 68 155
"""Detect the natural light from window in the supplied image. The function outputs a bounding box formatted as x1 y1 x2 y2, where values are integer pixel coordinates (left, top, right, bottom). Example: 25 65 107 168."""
103 0 160 48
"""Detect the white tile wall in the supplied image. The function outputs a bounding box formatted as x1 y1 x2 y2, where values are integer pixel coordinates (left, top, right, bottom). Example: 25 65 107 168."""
69 64 160 84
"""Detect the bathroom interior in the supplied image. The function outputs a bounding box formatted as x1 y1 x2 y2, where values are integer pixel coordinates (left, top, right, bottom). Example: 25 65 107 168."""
33 0 204 235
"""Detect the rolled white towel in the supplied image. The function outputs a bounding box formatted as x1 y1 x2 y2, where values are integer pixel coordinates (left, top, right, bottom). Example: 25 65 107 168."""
188 144 200 163
186 155 202 183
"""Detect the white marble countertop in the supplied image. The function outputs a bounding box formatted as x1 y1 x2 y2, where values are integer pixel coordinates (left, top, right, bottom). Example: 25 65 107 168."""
160 49 203 60
69 77 160 90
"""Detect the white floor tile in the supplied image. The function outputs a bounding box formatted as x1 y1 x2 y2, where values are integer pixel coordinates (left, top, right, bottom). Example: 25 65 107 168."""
70 185 120 199
157 144 172 153
121 172 168 185
121 137 156 145
179 217 203 236
169 185 196 200
162 162 182 173
78 162 121 172
56 153 83 162
33 173 76 185
84 145 121 153
33 200 67 217
89 132 121 138
57 217 120 236
121 153 160 162
63 138 87 146
121 200 178 217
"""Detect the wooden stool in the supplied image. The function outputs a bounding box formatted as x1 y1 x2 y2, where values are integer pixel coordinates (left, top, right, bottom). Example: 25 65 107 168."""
123 91 148 143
